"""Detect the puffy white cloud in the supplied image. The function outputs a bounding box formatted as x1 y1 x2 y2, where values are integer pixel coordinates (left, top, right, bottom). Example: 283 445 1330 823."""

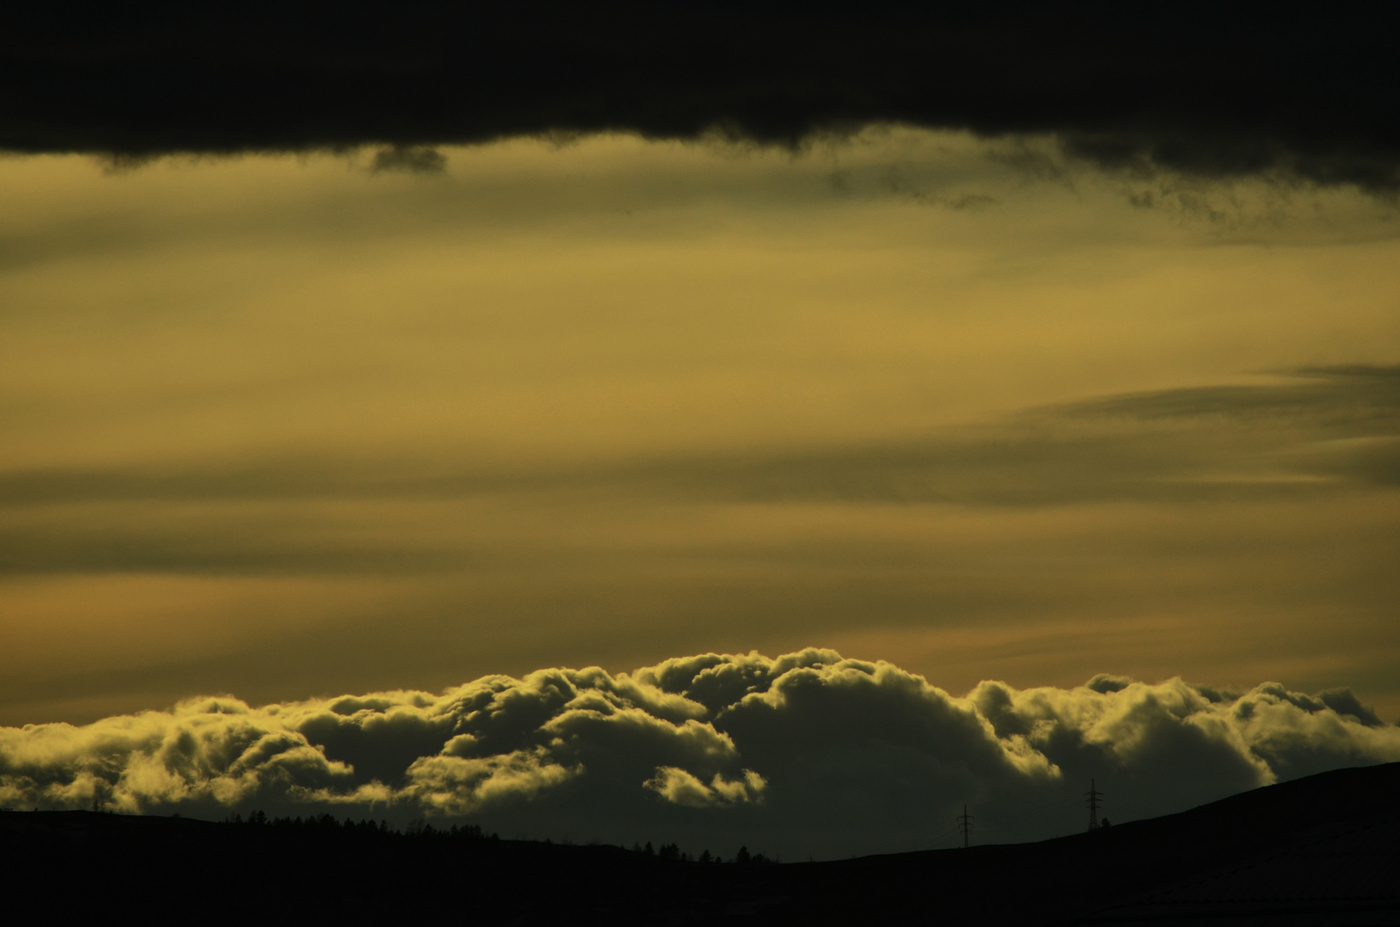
404 749 579 815
3 651 1397 859
644 767 766 808
0 695 359 815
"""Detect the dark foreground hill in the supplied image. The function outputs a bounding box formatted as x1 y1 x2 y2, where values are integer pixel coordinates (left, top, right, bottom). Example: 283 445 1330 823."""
3 762 1397 925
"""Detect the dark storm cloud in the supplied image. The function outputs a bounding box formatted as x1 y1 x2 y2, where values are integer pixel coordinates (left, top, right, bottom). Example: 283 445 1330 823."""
3 4 1397 189
2 651 1397 858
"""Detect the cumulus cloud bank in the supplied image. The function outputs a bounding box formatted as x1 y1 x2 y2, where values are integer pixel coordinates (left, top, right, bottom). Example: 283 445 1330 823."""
3 651 1397 859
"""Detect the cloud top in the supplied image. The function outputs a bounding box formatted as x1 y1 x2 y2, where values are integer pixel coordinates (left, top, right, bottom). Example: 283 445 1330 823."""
3 650 1397 858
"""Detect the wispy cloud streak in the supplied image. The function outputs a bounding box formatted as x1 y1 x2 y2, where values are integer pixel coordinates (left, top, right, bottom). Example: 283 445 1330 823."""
4 367 1395 578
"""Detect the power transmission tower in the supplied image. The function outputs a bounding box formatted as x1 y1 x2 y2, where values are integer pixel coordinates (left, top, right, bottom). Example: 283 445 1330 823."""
1085 779 1105 831
957 803 974 848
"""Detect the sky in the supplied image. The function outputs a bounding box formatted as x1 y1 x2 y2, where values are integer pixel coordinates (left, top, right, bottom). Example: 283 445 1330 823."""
2 4 1399 857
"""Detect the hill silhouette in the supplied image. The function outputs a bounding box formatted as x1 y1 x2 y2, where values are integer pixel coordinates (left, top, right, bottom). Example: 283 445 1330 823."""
2 762 1396 924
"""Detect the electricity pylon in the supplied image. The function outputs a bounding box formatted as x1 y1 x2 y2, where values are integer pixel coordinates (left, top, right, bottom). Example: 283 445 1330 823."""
957 803 974 848
1085 779 1105 831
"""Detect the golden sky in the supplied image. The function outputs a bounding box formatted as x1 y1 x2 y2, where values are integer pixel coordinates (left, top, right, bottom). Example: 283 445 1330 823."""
3 129 1399 726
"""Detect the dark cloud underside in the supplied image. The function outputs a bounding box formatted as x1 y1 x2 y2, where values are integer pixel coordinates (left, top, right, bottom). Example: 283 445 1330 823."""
3 4 1397 188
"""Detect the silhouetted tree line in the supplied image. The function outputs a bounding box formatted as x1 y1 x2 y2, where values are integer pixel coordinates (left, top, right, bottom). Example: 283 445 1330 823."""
630 839 773 865
222 809 495 841
220 811 775 862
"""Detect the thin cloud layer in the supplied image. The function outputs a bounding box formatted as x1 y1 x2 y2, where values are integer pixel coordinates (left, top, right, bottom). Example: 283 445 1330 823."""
3 366 1395 580
3 650 1396 858
3 4 1397 189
